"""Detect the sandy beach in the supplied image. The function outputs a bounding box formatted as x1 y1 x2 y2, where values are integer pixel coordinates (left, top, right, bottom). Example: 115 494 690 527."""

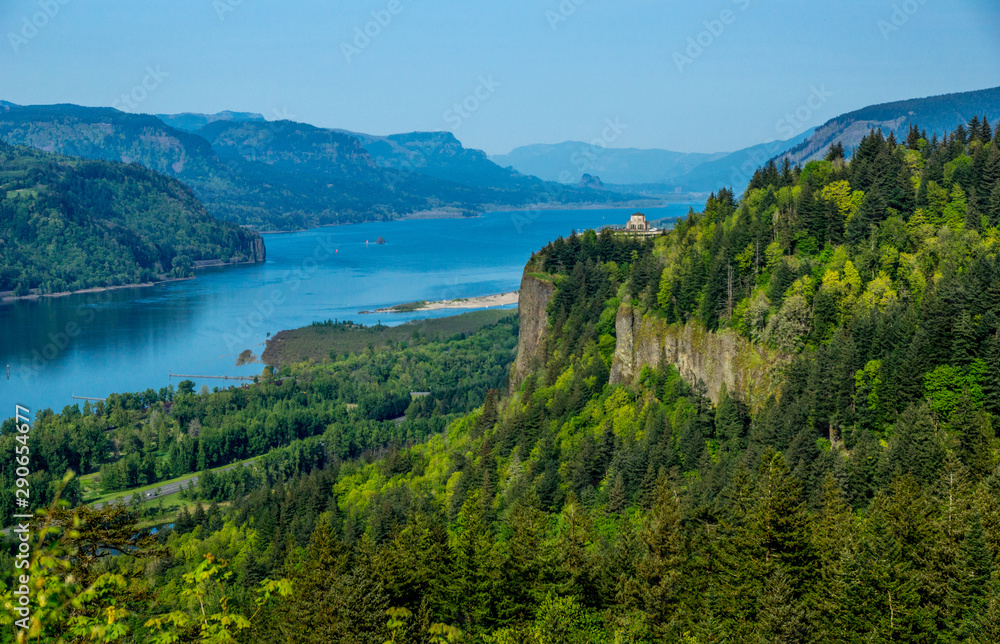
363 291 519 314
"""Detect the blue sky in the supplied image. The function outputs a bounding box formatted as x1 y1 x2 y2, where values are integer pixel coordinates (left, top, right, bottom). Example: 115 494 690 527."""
1 0 998 154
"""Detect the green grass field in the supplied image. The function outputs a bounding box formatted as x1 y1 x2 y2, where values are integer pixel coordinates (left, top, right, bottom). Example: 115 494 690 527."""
262 308 516 367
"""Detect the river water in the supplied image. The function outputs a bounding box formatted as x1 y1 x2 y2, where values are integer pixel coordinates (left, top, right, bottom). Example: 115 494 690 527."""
0 205 694 416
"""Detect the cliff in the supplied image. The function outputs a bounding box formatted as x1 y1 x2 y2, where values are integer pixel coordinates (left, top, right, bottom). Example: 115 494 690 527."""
609 302 788 410
247 234 267 263
510 269 556 390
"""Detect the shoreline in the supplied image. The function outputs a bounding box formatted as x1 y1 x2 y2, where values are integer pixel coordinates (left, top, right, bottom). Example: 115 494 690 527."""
360 291 519 314
485 199 667 213
0 277 195 305
0 259 262 305
258 199 680 234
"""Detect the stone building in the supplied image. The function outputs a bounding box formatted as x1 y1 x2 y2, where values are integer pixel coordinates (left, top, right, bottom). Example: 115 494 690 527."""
616 212 660 238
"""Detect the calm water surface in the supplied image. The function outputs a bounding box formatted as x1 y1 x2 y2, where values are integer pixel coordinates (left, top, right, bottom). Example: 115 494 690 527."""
0 205 694 415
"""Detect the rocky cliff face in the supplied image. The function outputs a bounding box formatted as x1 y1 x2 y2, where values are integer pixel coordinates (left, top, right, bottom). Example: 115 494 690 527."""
248 234 266 263
609 302 787 410
510 270 556 390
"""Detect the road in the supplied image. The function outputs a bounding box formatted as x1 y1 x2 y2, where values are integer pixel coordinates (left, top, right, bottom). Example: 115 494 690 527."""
1 459 258 533
92 458 257 509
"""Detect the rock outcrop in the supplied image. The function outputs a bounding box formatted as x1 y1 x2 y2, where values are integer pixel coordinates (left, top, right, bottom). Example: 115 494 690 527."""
609 302 788 410
248 234 266 263
510 270 556 390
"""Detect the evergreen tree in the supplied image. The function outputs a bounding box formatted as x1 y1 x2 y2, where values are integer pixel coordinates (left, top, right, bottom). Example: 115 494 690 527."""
888 402 946 485
633 477 685 637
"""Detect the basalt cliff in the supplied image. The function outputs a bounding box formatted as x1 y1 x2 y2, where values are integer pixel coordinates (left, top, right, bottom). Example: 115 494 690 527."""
512 268 787 409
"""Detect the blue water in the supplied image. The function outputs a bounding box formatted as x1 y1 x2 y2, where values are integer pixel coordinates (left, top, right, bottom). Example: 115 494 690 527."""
0 205 694 416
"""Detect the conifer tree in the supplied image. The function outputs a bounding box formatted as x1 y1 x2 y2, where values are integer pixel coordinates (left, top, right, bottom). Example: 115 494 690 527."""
888 402 946 485
634 476 685 638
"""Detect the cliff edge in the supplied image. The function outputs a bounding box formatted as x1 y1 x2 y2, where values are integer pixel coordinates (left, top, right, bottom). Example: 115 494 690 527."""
609 302 788 410
510 269 556 390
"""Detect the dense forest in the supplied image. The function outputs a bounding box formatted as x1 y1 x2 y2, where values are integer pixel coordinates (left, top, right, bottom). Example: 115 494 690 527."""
0 141 263 295
4 118 1000 642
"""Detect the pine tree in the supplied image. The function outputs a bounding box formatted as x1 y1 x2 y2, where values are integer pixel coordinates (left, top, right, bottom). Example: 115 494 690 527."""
962 514 993 613
282 521 350 641
984 331 1000 417
988 182 1000 227
843 508 919 640
810 473 853 640
450 493 500 632
607 471 627 515
634 476 685 637
981 116 993 144
970 117 983 143
497 500 547 625
952 310 977 364
751 452 817 587
952 400 996 480
714 382 747 450
888 402 946 485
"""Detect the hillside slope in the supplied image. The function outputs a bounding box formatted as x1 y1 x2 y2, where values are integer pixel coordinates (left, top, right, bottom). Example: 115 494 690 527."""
0 103 622 231
780 85 1000 165
0 140 264 295
490 141 724 185
6 117 1000 643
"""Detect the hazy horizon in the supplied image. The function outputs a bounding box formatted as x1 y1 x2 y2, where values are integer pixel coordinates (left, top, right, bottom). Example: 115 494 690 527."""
2 0 999 155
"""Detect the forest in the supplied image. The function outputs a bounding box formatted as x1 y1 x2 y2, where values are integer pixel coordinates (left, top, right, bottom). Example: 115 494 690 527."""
2 118 1000 642
0 141 264 295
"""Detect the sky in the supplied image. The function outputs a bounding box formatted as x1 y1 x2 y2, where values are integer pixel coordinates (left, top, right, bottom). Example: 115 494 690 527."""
1 0 999 155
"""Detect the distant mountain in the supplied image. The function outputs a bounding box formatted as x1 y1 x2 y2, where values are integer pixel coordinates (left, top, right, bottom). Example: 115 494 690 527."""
199 121 618 214
670 129 815 192
490 142 724 185
0 103 620 231
156 110 265 133
780 86 1000 165
351 130 546 190
489 134 812 193
0 140 264 296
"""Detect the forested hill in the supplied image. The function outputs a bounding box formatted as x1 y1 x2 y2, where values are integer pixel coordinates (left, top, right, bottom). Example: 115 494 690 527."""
0 103 622 231
781 85 1000 165
0 141 264 296
5 118 1000 642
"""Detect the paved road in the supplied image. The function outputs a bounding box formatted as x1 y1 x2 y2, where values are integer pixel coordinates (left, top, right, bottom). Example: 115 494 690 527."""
92 458 258 509
1 459 258 533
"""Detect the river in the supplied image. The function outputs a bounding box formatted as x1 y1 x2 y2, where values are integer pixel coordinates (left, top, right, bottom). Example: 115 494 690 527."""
0 205 695 416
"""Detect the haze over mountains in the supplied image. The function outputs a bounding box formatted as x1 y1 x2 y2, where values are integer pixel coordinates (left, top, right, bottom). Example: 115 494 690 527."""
493 86 1000 193
779 85 1000 166
0 103 618 232
0 86 997 235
